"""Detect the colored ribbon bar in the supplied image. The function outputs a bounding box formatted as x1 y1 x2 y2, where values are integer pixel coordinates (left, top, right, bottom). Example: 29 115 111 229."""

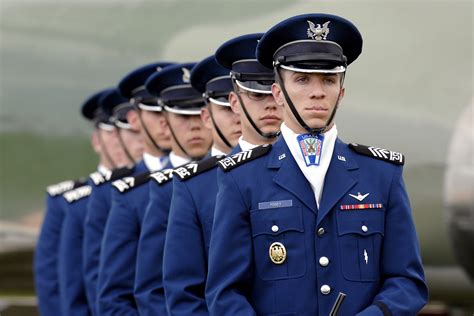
340 203 383 210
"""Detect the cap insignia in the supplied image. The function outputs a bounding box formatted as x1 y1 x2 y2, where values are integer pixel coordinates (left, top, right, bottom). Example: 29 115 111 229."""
307 20 330 40
182 67 191 83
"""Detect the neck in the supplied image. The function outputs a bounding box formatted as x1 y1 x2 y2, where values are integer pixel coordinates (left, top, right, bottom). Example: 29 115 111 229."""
241 128 275 146
213 140 232 155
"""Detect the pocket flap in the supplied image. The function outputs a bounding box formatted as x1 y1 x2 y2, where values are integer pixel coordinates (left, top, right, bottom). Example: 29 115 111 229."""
250 206 304 237
337 217 384 237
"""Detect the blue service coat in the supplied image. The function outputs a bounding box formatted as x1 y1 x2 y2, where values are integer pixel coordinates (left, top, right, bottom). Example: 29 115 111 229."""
83 161 147 315
162 146 241 316
206 137 428 316
97 160 171 316
34 192 68 316
58 183 93 316
134 174 174 316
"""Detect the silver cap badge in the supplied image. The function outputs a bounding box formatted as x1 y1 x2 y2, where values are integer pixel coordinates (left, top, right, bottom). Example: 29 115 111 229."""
307 20 330 40
182 67 191 83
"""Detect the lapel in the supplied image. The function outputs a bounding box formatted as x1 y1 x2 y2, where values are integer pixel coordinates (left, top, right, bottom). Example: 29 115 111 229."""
268 138 318 214
317 139 359 226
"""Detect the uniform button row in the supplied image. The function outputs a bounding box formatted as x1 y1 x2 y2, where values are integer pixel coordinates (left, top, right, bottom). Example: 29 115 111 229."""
319 256 329 267
317 227 325 236
320 284 331 295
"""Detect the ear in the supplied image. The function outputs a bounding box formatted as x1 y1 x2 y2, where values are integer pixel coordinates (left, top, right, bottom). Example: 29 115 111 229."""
271 83 285 107
91 130 101 154
127 109 140 131
229 92 241 115
200 106 213 130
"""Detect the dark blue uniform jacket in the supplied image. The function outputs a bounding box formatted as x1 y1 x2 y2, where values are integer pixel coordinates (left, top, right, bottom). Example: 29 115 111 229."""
34 192 68 316
58 182 93 316
206 137 428 316
163 146 241 315
83 161 147 315
97 160 171 316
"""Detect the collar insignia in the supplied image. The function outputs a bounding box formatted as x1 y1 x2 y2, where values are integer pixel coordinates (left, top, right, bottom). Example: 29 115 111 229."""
307 20 330 40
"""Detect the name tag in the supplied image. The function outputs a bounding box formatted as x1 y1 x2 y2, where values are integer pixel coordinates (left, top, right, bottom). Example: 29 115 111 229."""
258 199 293 210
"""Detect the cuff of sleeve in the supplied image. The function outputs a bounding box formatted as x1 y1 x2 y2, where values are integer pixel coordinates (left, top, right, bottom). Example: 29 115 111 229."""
356 304 386 316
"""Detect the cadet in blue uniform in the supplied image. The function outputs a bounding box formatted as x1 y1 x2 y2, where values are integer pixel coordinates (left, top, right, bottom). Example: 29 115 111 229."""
57 88 133 316
35 178 87 316
83 62 172 316
96 62 181 315
206 14 428 315
133 62 213 315
163 36 284 315
34 88 120 316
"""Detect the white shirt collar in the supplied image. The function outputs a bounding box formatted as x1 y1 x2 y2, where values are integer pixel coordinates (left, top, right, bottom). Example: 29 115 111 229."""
281 123 338 207
143 152 168 172
97 165 111 179
168 151 191 168
211 146 227 157
238 136 258 151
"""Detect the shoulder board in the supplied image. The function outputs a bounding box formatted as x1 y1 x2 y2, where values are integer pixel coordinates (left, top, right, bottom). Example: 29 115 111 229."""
149 169 175 185
218 144 272 172
89 171 108 186
174 155 226 181
90 167 134 187
111 171 151 194
46 178 88 197
63 185 92 203
349 143 404 166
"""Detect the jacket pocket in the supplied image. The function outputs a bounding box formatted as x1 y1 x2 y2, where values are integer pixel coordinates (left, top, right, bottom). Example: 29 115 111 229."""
337 214 384 281
250 206 306 281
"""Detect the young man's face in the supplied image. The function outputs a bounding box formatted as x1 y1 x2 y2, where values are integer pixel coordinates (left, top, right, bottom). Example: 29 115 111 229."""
272 70 345 134
201 102 241 152
119 128 144 162
135 110 172 153
98 128 130 168
166 112 213 158
229 89 283 141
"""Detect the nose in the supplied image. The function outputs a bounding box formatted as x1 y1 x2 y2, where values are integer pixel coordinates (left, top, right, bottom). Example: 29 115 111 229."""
189 115 202 130
309 79 326 99
264 95 279 111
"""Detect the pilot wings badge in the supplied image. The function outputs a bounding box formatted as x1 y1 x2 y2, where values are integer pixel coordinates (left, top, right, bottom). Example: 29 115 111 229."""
182 67 191 83
307 20 330 40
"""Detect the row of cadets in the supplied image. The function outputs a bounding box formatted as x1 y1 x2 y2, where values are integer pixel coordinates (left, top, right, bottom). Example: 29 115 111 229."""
34 86 135 316
206 13 428 315
59 88 142 316
133 62 214 315
162 33 284 315
83 62 173 316
97 62 213 315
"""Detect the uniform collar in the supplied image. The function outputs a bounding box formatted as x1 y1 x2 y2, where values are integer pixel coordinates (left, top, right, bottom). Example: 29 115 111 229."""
211 146 227 157
238 136 258 152
143 152 169 172
280 122 338 169
169 151 191 168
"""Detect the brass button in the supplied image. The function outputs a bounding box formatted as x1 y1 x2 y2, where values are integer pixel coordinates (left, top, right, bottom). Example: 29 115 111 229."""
317 227 325 236
319 256 329 267
271 225 279 233
361 225 368 233
320 284 331 295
